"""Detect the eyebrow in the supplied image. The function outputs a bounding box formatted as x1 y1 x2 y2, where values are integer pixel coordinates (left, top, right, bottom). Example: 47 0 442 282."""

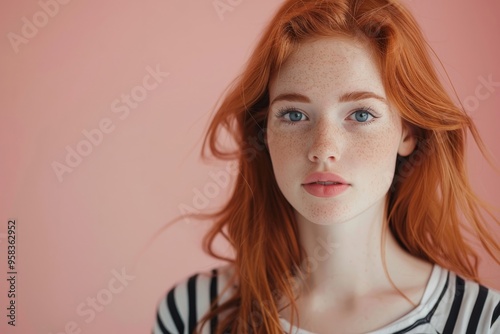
270 91 388 106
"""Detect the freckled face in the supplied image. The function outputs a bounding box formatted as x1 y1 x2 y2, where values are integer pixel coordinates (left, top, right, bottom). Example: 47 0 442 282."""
266 37 415 226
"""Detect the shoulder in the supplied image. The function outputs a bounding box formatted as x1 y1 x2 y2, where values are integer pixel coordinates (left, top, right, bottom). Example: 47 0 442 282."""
378 264 500 334
153 264 236 334
429 265 500 333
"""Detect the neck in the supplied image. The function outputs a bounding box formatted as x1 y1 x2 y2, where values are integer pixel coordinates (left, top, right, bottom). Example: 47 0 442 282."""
293 200 419 304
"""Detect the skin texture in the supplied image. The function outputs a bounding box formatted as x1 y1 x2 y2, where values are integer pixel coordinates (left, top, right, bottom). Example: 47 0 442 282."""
266 37 434 333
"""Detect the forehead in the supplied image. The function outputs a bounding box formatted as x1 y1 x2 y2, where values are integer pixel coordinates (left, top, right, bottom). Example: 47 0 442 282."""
269 37 385 99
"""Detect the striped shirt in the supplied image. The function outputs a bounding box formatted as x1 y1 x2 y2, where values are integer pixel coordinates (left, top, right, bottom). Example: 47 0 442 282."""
153 264 500 333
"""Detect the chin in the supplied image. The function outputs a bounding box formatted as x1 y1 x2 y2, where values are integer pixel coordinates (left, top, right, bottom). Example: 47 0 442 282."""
293 208 354 226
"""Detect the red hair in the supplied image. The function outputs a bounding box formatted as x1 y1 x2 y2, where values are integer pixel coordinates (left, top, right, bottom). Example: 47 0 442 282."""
164 0 500 333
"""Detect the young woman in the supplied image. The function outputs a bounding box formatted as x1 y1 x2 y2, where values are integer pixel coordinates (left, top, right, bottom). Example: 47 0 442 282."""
153 0 500 333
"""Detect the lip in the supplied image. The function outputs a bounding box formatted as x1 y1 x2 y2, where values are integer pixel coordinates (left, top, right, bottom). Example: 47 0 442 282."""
302 172 350 198
302 172 349 185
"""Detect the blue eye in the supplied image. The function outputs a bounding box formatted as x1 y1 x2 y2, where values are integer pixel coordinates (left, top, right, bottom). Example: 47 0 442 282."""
275 107 307 124
288 111 305 122
350 109 375 122
275 107 377 125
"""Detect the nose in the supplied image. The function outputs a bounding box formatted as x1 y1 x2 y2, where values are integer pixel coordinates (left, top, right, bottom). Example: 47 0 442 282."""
307 119 341 163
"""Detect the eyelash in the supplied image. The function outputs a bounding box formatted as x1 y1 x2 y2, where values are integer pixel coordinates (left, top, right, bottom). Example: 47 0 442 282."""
274 106 378 126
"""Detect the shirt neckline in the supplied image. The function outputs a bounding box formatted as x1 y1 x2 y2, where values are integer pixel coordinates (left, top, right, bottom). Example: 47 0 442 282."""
278 263 444 334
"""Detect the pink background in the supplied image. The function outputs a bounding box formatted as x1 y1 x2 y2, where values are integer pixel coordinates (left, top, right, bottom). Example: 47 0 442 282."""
1 0 499 333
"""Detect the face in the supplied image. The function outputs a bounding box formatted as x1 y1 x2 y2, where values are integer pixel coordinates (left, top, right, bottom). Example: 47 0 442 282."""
266 37 416 226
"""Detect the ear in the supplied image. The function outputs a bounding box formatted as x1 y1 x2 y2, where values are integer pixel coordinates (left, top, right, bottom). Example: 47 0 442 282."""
398 121 417 157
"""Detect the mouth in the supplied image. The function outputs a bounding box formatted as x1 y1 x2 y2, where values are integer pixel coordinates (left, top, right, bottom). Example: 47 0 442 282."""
307 181 344 185
302 172 348 186
302 181 349 198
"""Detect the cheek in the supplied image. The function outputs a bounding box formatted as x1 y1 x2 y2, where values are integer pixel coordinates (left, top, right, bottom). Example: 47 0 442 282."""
351 115 402 161
352 132 398 163
267 129 306 185
349 125 401 189
267 128 301 162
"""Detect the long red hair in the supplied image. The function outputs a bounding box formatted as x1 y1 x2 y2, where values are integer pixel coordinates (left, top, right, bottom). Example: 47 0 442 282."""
166 0 500 333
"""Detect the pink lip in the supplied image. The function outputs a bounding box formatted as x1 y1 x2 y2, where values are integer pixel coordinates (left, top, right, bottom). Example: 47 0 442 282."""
302 172 349 185
302 172 350 198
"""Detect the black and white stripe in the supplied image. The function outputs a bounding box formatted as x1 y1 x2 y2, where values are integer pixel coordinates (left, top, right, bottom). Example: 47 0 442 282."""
153 264 500 334
387 271 500 334
436 273 500 334
155 268 225 334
